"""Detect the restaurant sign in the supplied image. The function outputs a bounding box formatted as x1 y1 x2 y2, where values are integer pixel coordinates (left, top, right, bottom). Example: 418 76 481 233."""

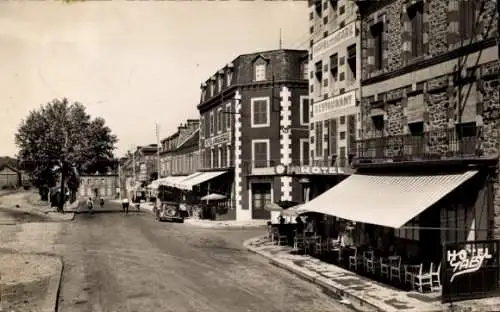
312 91 356 120
204 132 230 148
274 164 340 175
442 240 500 303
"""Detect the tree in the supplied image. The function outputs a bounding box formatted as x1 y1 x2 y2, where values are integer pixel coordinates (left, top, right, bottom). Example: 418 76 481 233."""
15 98 118 210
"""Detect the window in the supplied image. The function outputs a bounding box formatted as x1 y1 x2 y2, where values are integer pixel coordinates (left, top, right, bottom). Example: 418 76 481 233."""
339 115 346 125
395 217 420 241
300 96 309 125
340 131 346 140
210 81 214 96
218 75 223 92
315 121 323 158
459 0 476 41
329 118 337 156
300 61 308 80
201 88 206 102
255 64 266 81
210 149 215 168
347 114 356 155
330 53 338 80
371 22 384 70
346 44 356 82
217 108 223 133
227 71 233 86
225 103 231 131
226 145 231 167
251 97 270 128
300 139 310 166
339 146 346 167
408 2 424 58
213 148 219 168
252 139 270 168
200 118 204 138
339 5 345 14
210 112 214 135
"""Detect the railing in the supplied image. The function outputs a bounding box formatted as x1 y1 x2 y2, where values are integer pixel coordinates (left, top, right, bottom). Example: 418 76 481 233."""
355 127 483 164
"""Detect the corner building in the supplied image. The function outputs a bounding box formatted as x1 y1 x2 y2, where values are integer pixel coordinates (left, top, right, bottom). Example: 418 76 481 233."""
198 49 309 221
355 0 499 258
307 0 362 198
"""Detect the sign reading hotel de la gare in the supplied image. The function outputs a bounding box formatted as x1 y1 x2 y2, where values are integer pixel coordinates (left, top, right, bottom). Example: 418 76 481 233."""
274 164 340 175
441 240 500 303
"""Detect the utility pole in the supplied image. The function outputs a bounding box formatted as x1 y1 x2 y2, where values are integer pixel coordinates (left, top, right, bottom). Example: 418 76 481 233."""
156 123 161 178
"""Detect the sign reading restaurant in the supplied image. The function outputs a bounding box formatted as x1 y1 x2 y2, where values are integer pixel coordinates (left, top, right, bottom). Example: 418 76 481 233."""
312 90 356 121
204 132 230 148
274 164 342 175
312 21 356 59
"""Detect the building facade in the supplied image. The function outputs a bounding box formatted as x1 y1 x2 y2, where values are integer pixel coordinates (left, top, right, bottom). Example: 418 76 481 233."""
0 165 21 189
355 0 499 254
159 119 201 177
78 173 119 200
198 49 309 221
308 0 362 168
134 144 159 183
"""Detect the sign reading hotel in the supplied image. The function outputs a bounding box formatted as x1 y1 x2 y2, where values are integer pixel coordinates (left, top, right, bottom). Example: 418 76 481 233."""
312 21 356 59
312 91 356 121
275 164 340 175
204 132 230 148
441 241 500 303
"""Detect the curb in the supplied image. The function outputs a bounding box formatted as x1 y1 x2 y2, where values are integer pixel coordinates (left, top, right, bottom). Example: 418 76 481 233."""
243 237 394 312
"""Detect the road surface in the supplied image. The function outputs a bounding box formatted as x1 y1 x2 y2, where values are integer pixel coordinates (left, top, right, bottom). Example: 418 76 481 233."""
55 201 352 312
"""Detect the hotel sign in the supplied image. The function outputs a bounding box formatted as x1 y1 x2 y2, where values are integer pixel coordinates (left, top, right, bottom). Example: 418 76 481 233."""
204 132 230 148
312 21 356 59
442 240 500 303
313 91 356 118
275 164 340 175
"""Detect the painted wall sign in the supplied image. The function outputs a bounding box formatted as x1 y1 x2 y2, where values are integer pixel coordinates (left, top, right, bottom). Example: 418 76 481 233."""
204 132 230 148
447 247 492 283
312 21 356 59
313 90 356 117
275 164 340 175
442 240 500 304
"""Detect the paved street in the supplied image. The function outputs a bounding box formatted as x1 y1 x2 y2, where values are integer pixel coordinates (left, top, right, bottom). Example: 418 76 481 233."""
55 201 352 312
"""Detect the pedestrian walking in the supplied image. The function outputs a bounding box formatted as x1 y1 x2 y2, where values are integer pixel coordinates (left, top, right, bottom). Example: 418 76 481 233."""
122 197 129 215
100 197 104 209
86 197 93 215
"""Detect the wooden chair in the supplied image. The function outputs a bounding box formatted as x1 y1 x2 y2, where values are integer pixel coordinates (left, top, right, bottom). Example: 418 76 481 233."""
389 256 402 282
272 228 287 246
414 263 432 293
349 247 363 271
363 250 376 274
380 257 390 279
404 264 420 289
293 234 304 252
430 262 441 291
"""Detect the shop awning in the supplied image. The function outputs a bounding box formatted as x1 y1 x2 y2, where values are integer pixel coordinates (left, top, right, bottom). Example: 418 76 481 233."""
299 170 478 228
161 175 189 188
175 171 228 191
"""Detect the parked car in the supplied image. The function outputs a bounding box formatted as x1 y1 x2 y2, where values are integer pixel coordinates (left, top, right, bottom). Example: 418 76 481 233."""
154 201 184 223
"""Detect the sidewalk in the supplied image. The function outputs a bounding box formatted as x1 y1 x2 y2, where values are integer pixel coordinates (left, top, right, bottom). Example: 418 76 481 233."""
184 218 268 229
244 236 500 312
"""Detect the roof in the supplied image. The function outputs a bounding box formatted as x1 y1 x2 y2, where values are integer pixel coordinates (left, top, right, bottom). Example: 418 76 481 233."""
0 164 21 174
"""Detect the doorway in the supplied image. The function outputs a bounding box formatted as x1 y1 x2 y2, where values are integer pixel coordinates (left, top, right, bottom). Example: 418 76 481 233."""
251 182 272 220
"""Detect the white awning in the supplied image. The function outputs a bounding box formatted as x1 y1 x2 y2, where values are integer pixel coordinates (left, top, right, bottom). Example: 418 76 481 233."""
175 171 228 191
161 175 188 187
299 171 478 228
172 172 204 189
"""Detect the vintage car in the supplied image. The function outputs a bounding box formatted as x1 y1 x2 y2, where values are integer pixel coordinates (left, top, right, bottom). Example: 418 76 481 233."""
154 201 184 223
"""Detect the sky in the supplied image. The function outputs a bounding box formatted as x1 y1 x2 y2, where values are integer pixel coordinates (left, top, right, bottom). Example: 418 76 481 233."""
0 0 309 158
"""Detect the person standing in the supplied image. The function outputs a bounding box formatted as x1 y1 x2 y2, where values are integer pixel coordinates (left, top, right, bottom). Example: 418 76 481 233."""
122 197 129 215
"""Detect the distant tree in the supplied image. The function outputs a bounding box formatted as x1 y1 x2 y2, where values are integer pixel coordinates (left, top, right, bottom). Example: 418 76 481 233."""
15 98 118 210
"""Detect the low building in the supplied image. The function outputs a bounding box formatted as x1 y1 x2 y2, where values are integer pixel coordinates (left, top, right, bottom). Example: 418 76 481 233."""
0 165 21 189
197 49 310 221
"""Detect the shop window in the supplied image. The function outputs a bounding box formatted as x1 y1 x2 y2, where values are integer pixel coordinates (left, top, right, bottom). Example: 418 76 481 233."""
250 97 270 128
396 217 420 240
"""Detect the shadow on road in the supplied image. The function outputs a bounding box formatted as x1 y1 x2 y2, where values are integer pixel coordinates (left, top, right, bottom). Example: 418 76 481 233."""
0 208 49 222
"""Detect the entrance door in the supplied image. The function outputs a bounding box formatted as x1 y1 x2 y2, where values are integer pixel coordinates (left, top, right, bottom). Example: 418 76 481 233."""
251 182 272 220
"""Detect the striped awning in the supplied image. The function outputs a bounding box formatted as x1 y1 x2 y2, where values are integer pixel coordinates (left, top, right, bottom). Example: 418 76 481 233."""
298 170 478 228
175 171 228 191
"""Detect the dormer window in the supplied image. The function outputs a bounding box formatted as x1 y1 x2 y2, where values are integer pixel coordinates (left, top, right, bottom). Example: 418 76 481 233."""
210 81 214 96
227 71 233 87
255 64 266 81
218 75 223 92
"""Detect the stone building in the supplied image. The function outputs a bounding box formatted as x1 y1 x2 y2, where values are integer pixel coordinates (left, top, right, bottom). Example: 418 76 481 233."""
159 119 200 177
195 49 309 221
352 0 499 253
78 172 119 200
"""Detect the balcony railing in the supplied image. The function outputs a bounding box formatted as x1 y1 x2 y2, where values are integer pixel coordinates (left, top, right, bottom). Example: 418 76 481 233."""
355 126 483 164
